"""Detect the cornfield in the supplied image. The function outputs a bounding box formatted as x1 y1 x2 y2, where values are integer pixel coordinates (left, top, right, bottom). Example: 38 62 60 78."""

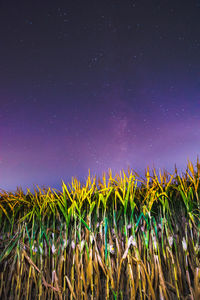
0 158 200 299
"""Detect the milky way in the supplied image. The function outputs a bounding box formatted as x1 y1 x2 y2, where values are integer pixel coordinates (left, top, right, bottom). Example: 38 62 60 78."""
0 1 200 192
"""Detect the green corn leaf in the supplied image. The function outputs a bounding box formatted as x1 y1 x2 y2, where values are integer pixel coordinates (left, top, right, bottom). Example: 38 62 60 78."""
104 216 108 263
74 211 91 232
89 201 96 215
134 212 144 231
0 232 22 263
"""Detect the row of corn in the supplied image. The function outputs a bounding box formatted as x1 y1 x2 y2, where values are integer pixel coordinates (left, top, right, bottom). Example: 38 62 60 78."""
0 158 200 299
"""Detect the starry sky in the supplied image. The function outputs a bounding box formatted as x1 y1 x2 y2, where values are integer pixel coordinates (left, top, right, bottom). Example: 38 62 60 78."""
1 0 200 192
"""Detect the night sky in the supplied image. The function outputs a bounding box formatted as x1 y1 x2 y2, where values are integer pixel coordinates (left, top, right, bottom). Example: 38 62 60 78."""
1 0 200 192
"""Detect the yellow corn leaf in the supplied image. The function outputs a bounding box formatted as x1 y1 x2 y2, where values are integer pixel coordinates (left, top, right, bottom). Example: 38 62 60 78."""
115 191 124 206
86 249 93 286
65 275 77 299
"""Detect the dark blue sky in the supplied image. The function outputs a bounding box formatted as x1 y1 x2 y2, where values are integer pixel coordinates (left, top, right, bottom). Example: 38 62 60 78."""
1 0 200 192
